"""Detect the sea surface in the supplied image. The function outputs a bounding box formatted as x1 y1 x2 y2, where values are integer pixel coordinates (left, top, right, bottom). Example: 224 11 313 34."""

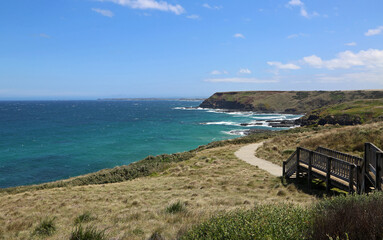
0 100 301 188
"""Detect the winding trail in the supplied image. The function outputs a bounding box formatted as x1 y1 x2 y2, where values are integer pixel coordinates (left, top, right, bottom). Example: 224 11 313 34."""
235 142 282 177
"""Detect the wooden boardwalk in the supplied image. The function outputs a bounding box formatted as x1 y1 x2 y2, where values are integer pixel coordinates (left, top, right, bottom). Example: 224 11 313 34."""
283 143 383 194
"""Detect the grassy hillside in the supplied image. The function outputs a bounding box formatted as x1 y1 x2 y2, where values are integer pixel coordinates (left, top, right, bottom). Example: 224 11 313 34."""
298 99 383 126
199 90 383 113
0 144 315 240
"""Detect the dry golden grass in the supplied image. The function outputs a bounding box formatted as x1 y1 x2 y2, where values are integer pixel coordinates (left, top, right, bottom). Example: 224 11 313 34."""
256 122 383 166
0 144 315 240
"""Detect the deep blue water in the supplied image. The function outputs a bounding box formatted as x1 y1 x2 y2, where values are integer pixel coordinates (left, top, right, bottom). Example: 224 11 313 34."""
0 100 301 188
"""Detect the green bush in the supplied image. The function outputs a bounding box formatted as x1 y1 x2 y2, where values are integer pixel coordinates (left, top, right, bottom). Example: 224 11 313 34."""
166 201 186 214
70 226 106 240
74 211 96 225
310 192 383 240
33 217 56 236
180 204 310 240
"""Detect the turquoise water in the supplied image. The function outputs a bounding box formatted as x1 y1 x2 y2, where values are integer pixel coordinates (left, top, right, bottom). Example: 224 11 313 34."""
0 101 301 188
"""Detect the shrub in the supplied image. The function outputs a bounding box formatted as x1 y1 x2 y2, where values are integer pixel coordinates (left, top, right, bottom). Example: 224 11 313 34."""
33 217 56 236
310 192 383 240
165 201 186 214
70 226 107 240
74 211 96 225
180 204 310 240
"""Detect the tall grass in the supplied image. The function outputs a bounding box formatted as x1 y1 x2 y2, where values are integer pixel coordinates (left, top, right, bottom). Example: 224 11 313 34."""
180 204 310 240
181 192 383 240
33 217 56 236
311 192 383 240
70 226 107 240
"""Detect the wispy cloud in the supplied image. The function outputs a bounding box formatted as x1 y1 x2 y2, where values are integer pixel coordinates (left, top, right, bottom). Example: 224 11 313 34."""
267 61 301 70
205 77 278 83
92 8 114 17
287 33 307 39
365 26 383 36
202 3 222 10
187 14 200 20
210 70 228 75
238 68 251 74
234 33 245 39
345 42 357 46
39 33 51 38
286 0 319 19
99 0 185 15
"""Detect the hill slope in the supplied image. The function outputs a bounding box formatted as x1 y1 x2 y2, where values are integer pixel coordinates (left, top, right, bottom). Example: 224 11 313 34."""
199 90 383 113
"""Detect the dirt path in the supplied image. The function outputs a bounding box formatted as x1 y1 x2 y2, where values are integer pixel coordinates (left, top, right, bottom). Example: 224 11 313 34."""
235 142 282 177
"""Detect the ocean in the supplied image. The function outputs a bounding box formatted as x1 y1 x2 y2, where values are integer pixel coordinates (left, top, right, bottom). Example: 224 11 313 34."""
0 100 301 188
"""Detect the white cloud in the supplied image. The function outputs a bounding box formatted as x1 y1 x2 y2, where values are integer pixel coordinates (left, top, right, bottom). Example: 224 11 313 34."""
202 3 222 10
99 0 185 15
287 0 303 6
286 0 319 19
238 68 251 74
205 78 278 83
345 42 357 46
210 70 228 75
267 61 301 70
187 14 200 20
302 49 383 70
365 26 383 36
234 33 245 39
92 8 114 17
315 70 383 84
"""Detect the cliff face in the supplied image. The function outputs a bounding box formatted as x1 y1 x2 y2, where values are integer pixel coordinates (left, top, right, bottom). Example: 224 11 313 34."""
297 99 383 126
199 90 383 113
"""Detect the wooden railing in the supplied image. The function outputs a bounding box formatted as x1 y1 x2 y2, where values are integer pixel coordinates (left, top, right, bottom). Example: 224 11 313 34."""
315 146 363 166
365 143 383 190
282 150 297 178
283 143 383 194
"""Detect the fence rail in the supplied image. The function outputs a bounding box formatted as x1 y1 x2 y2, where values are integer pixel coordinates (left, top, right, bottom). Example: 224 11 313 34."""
282 143 383 194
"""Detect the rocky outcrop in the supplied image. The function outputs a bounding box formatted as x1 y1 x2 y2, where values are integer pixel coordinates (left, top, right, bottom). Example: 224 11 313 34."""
297 113 362 126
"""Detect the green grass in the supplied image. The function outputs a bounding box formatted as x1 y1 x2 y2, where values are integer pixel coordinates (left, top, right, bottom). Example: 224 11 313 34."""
165 201 186 214
33 217 56 236
180 204 310 240
74 211 96 225
181 192 383 240
70 226 107 240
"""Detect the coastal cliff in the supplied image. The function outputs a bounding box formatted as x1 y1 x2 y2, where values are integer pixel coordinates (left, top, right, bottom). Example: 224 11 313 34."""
200 90 383 113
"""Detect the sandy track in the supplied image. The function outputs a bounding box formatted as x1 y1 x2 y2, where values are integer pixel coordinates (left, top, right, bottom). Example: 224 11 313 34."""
235 142 282 177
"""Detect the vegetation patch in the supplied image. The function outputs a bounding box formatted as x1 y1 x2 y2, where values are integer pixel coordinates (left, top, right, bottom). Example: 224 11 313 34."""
180 204 310 240
70 226 107 240
33 217 56 236
165 200 186 214
74 211 96 225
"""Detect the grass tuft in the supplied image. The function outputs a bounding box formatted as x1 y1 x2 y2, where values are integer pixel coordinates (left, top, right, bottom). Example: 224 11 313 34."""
33 217 56 236
165 200 186 214
70 225 107 240
74 211 96 225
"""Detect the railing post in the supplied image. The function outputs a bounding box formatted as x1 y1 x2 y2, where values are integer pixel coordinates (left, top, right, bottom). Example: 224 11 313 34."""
308 151 313 191
326 156 332 193
349 165 354 193
376 152 382 191
296 147 300 179
356 165 361 194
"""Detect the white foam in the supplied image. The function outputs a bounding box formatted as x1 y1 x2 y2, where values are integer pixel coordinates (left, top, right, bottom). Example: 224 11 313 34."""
222 129 249 136
202 121 241 126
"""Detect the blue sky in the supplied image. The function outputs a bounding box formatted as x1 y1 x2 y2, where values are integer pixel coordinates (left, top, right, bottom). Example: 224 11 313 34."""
1 0 383 99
